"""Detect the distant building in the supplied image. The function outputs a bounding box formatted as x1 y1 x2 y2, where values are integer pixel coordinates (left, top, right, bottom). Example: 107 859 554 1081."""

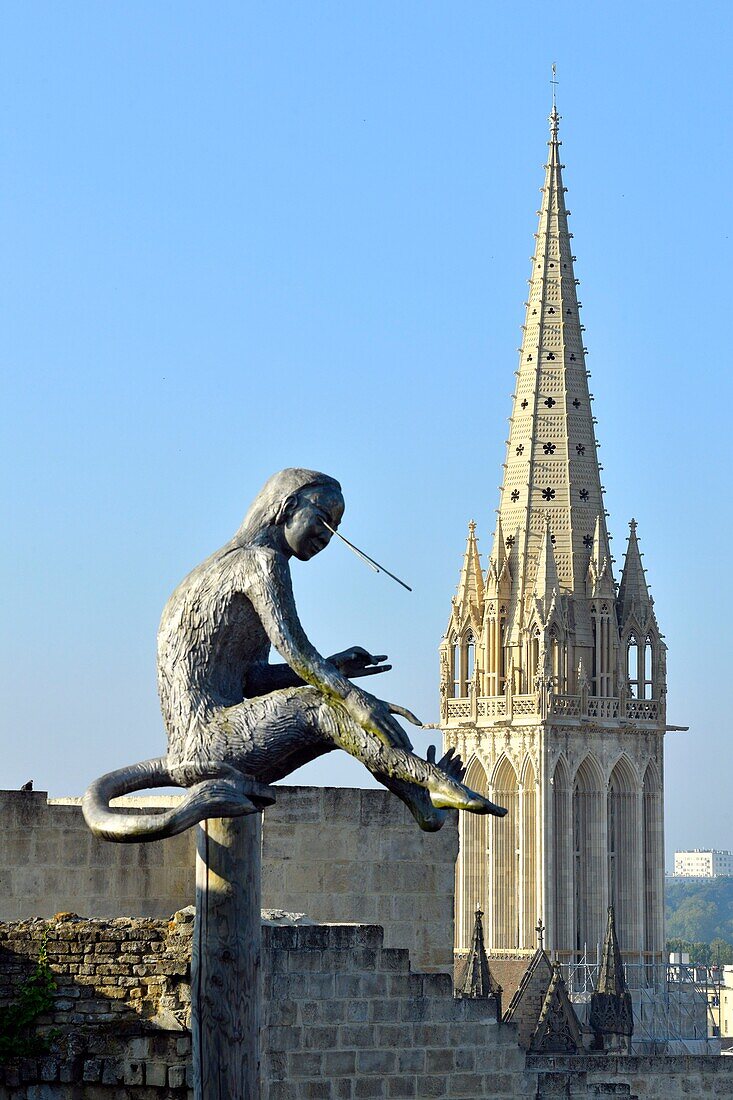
674 850 733 878
719 966 733 1049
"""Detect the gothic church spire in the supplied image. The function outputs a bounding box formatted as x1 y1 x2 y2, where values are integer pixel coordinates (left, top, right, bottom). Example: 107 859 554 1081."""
492 105 609 648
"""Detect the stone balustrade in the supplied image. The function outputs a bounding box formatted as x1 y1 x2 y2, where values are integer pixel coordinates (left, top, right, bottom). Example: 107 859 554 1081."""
446 692 660 724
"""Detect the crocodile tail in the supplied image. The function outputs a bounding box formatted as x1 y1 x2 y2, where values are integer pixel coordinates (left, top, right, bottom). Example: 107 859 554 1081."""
82 757 275 843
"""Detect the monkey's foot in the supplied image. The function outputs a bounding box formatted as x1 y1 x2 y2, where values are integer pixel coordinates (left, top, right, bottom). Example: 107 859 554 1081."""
429 780 507 816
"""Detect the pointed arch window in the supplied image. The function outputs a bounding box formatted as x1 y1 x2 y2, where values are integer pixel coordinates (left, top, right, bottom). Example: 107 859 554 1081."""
465 632 476 695
451 636 461 698
643 637 654 699
627 633 656 698
550 628 563 689
627 635 640 698
530 628 541 687
593 603 614 697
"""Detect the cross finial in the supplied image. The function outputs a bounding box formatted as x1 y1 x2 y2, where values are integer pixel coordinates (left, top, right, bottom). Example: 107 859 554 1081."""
549 65 560 138
535 917 545 949
468 519 477 535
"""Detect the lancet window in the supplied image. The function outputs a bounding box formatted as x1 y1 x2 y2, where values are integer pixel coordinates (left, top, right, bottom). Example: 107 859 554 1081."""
451 635 461 698
456 756 489 951
490 757 519 951
529 628 541 689
451 631 478 698
465 632 475 695
485 607 506 696
643 637 654 698
607 757 640 953
520 758 538 950
627 634 655 699
552 757 573 954
549 628 565 691
643 761 663 960
591 603 614 697
573 756 604 959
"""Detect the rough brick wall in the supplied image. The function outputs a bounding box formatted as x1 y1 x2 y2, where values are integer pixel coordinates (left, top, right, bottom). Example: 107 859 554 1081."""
0 912 191 1032
0 787 457 973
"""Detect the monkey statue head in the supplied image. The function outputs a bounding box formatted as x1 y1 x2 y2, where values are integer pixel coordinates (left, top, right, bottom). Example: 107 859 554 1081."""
237 467 345 561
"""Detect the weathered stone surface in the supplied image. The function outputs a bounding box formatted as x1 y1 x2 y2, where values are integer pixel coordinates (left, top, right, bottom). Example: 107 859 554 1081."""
2 915 733 1098
0 785 457 972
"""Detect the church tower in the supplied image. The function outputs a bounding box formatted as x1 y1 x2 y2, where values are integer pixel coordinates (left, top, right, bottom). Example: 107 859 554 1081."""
441 105 667 966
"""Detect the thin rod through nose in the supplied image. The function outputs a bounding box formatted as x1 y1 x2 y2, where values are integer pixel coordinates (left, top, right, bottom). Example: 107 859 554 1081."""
320 521 412 592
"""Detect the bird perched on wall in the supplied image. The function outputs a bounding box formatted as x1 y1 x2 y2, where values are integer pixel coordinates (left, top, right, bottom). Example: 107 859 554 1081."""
20 780 33 791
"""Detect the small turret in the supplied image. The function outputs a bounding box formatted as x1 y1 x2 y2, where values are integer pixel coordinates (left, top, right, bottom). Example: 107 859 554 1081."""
457 908 502 1017
617 520 664 703
586 513 615 600
618 519 653 628
589 905 633 1049
532 519 561 620
455 520 484 616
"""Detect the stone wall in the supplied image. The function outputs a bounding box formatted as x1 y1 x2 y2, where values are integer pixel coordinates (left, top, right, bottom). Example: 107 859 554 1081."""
0 912 192 1033
0 786 457 972
261 923 528 1100
3 915 733 1099
0 914 530 1099
529 1053 733 1098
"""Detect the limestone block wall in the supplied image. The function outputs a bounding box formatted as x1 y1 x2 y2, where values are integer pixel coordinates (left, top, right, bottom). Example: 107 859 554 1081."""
0 786 457 973
0 914 530 1099
261 923 528 1100
4 916 733 1099
529 1053 733 1098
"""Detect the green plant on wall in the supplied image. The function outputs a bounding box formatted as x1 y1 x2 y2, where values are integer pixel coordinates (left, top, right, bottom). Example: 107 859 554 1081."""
0 935 57 1063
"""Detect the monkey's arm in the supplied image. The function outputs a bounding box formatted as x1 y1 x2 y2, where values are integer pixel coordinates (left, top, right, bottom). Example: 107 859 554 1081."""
241 548 353 702
241 548 414 750
247 663 306 695
248 650 391 697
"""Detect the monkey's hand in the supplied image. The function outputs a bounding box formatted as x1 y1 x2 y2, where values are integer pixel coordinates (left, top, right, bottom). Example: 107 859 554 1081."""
328 647 391 679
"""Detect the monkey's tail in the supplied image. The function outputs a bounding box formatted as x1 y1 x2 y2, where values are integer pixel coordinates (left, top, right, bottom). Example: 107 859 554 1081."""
82 757 276 843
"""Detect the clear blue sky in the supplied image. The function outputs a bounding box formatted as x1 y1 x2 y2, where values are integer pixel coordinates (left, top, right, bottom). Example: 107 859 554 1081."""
2 2 731 867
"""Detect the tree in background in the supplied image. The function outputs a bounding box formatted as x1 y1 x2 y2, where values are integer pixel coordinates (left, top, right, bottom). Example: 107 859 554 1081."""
666 938 733 966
